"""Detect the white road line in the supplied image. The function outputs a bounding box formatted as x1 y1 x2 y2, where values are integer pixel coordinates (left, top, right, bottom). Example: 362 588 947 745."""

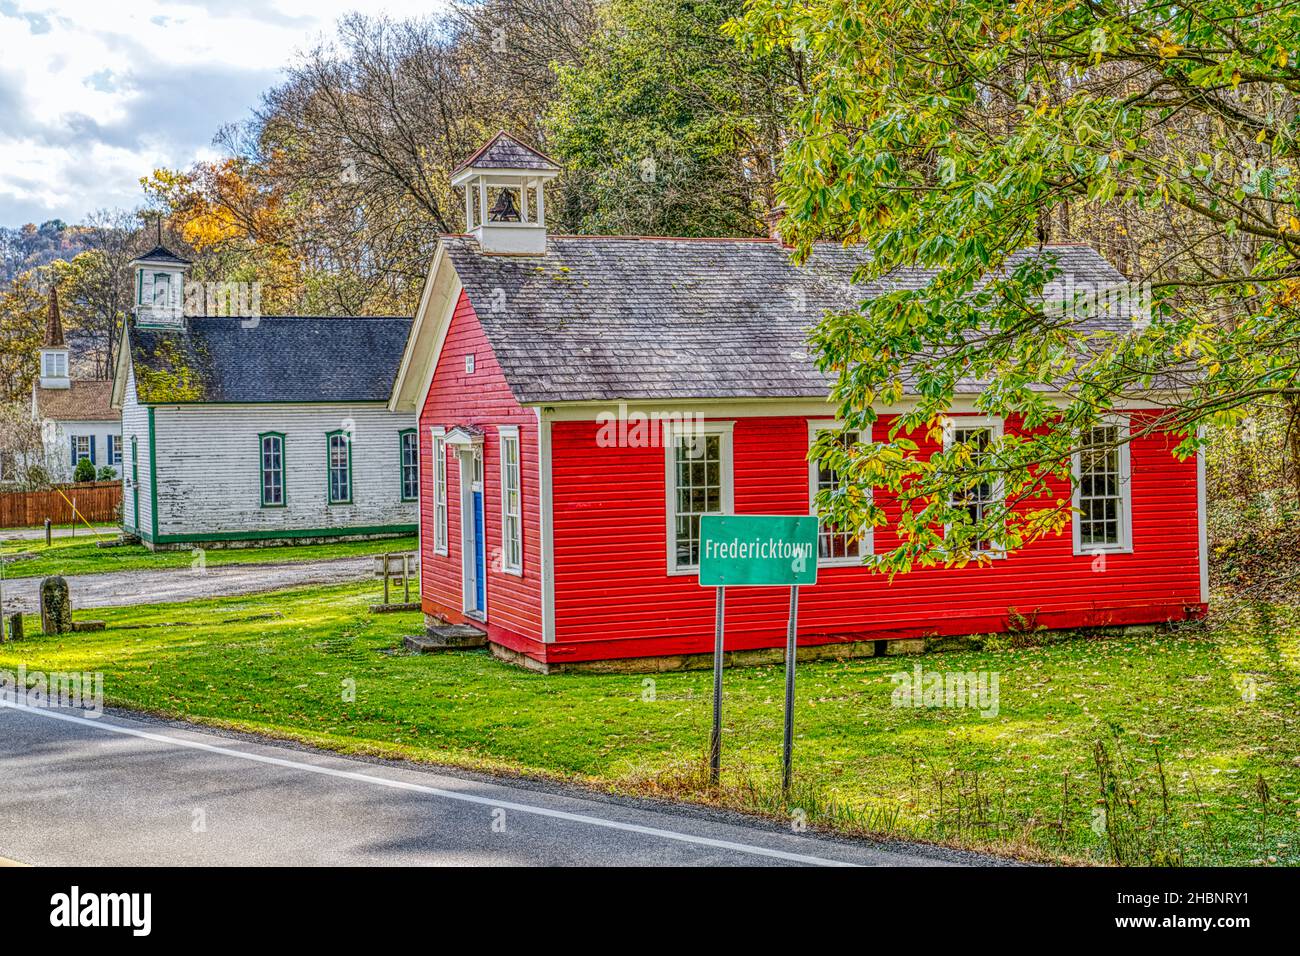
2 703 858 867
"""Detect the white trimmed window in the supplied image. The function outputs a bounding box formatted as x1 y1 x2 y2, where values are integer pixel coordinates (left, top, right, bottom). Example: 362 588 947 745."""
108 434 122 465
808 423 869 564
260 433 285 507
1073 418 1132 553
42 352 67 378
943 416 1004 555
327 431 352 504
499 426 522 575
665 421 734 573
431 427 448 555
400 430 419 501
73 435 91 463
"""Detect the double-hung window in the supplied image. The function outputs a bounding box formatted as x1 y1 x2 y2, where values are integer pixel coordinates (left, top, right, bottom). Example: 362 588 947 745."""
258 434 284 509
327 430 352 504
943 417 1004 556
431 428 448 554
499 426 522 574
42 352 67 378
108 434 123 466
72 435 91 464
400 430 419 502
665 421 733 573
808 424 869 564
1073 419 1132 553
260 432 285 507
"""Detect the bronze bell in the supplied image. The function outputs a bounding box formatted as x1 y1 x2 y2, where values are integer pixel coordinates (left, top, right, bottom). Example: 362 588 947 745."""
488 189 521 222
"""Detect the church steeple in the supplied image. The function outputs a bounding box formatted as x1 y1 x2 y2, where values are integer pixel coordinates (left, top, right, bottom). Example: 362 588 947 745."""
38 285 70 389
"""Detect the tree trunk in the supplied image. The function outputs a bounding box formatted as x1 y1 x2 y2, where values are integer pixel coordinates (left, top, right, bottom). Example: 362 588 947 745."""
1287 396 1300 510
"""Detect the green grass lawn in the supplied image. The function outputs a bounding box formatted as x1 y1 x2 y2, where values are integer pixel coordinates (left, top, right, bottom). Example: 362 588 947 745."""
1 582 1296 865
0 535 417 578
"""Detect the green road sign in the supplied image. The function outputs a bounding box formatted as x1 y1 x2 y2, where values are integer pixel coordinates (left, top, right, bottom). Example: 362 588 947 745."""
698 514 819 587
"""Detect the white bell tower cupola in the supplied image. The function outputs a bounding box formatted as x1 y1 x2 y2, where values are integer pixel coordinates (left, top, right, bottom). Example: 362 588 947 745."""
39 285 70 389
451 131 561 255
131 243 192 329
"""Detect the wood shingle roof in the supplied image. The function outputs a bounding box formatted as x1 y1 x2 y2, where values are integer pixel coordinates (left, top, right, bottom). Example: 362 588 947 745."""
34 380 116 421
442 236 1135 404
452 131 560 173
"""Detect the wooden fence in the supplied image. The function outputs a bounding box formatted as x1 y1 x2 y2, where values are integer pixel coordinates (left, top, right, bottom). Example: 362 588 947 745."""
0 481 122 529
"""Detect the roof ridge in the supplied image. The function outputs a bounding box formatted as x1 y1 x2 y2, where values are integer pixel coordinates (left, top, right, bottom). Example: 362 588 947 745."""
548 234 777 243
183 314 411 321
448 233 1102 249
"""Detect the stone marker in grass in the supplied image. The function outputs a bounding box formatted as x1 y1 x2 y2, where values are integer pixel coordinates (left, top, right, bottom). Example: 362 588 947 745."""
40 576 72 635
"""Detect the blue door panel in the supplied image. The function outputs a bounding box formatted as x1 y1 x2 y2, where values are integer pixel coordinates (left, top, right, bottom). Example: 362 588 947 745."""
473 490 486 612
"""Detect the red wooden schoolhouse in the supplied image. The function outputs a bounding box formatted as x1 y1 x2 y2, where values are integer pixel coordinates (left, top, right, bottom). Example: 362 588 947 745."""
389 132 1207 672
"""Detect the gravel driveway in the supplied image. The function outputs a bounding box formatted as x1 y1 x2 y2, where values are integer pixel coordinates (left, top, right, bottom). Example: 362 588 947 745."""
0 527 118 542
0 556 377 616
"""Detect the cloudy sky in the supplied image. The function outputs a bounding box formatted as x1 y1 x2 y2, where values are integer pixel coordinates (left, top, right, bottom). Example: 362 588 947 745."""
0 0 448 226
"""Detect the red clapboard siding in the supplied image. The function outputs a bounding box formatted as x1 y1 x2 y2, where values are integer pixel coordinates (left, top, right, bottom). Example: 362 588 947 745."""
549 412 1202 662
418 290 542 647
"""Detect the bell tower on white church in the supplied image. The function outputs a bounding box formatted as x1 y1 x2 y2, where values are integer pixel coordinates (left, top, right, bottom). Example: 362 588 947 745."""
131 242 192 329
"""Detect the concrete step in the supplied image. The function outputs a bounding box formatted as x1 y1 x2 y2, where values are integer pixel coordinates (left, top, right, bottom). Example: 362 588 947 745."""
404 623 488 653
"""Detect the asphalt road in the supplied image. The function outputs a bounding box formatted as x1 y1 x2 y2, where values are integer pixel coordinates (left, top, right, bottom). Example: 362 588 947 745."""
0 556 373 616
0 704 988 867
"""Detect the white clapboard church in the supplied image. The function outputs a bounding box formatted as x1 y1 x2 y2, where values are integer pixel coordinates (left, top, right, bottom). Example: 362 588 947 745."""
110 245 418 549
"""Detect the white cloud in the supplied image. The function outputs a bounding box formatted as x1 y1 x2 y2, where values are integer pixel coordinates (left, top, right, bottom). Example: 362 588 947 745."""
0 0 450 224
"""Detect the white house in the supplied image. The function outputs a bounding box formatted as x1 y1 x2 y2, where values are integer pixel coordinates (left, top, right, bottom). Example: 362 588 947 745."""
110 244 418 550
31 287 122 482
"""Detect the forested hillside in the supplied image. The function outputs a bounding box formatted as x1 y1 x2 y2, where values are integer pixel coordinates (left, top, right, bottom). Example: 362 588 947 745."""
0 221 93 286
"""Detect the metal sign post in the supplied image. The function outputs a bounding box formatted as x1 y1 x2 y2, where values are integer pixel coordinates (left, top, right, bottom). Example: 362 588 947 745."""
709 586 725 784
698 515 818 793
781 584 799 794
